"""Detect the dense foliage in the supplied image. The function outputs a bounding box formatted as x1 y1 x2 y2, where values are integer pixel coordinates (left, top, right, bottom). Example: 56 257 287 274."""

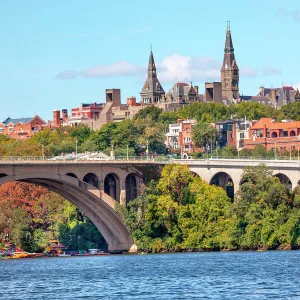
0 182 106 252
118 164 300 252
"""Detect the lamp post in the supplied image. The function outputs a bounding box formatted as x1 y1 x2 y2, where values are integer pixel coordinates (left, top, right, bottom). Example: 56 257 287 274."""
274 141 277 160
216 141 218 159
206 143 209 159
146 140 149 161
126 144 129 160
42 144 44 160
75 140 78 161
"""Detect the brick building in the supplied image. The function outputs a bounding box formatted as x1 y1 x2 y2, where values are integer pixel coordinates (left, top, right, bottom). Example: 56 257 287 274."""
165 119 197 153
0 116 47 140
244 118 300 151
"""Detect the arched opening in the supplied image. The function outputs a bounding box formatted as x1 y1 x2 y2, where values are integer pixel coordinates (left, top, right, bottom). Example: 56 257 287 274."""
66 173 78 179
83 173 99 188
274 173 292 190
271 132 278 138
0 173 7 178
190 171 200 178
290 130 296 137
104 173 119 202
0 175 134 252
125 174 138 203
210 172 234 200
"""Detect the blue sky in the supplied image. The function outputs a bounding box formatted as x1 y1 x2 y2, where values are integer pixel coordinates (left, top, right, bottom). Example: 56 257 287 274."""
0 0 299 121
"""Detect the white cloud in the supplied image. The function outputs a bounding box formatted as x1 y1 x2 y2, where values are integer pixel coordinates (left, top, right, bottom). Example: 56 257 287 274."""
56 53 257 82
260 66 283 76
157 53 220 83
81 61 144 78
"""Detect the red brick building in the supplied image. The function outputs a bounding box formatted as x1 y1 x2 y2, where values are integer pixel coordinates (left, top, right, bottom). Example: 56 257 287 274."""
166 119 198 153
244 118 300 151
0 116 47 140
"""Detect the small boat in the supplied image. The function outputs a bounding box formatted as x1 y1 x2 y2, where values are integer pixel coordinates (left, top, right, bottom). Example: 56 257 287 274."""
11 252 29 259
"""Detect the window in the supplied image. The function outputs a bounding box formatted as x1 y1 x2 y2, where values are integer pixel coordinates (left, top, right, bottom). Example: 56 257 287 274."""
283 131 288 137
240 133 245 139
0 128 4 133
8 127 14 132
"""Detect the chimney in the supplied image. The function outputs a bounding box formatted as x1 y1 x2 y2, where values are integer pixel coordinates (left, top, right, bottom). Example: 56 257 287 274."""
127 96 136 106
194 85 199 94
270 89 276 100
53 110 61 127
62 109 68 120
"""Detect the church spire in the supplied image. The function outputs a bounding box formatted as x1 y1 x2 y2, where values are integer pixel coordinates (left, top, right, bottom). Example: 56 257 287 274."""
224 21 234 54
221 21 239 101
140 49 165 104
148 49 156 76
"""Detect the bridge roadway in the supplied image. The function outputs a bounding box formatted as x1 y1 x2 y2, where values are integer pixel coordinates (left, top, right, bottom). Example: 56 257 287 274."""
0 157 299 252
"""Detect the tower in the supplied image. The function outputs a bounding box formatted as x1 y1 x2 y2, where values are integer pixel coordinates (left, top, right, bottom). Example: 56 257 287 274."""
221 21 239 100
140 49 165 104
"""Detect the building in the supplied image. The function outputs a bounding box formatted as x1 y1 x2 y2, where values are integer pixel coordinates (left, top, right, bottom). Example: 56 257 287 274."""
83 89 142 130
166 119 197 153
140 49 165 104
243 118 300 151
216 118 253 149
165 82 203 103
0 116 47 140
220 22 239 101
241 85 297 108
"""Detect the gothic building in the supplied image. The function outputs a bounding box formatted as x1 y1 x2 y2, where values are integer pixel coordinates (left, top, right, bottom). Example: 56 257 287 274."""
221 22 239 101
140 50 165 104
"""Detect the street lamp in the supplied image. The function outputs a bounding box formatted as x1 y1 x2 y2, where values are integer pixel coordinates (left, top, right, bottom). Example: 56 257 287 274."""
206 143 209 159
146 140 149 160
42 144 44 160
216 141 218 159
75 140 78 161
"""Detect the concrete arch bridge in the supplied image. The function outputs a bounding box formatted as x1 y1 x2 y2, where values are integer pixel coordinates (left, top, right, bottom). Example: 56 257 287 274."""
1 158 300 251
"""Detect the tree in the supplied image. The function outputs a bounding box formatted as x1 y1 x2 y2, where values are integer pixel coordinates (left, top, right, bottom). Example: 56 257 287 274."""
192 123 218 148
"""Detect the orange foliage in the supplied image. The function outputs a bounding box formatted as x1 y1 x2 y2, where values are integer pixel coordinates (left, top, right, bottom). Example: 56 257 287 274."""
0 181 50 215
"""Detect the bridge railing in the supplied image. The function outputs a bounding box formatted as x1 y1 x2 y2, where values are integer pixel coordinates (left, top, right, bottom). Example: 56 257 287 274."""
0 156 173 163
209 156 300 161
0 155 299 163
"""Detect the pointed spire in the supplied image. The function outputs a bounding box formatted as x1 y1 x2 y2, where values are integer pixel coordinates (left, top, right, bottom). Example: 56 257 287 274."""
225 20 234 53
148 48 156 74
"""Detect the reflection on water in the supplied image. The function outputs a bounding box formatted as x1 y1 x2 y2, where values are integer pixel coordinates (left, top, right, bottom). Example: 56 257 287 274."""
0 251 300 299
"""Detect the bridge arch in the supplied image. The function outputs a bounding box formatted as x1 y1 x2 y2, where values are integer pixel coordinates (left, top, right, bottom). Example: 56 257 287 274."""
83 172 99 188
125 173 139 203
274 173 292 190
66 173 78 179
104 173 120 202
0 174 135 252
210 172 234 200
0 173 7 178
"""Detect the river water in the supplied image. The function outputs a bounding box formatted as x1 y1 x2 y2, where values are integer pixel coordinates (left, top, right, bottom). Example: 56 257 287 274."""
0 251 299 299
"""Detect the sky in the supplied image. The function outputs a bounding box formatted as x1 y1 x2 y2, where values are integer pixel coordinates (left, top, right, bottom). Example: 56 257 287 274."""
0 0 299 121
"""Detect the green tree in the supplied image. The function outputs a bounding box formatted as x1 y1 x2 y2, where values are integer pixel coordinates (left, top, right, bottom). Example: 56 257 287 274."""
192 123 218 148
